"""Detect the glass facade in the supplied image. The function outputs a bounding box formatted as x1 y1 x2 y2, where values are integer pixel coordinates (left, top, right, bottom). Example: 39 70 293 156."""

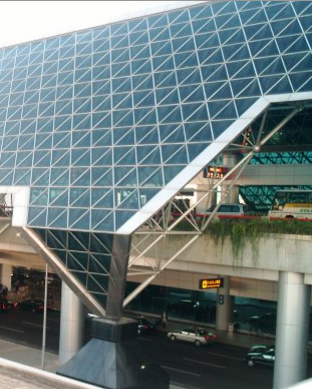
0 1 311 233
0 1 312 308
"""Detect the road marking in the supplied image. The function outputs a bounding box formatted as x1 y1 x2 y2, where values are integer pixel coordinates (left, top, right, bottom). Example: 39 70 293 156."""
138 337 152 342
184 357 226 369
22 321 50 329
206 351 243 361
0 325 23 334
161 365 201 377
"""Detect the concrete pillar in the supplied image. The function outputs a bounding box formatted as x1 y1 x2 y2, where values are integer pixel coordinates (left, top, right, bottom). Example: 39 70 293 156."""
59 281 84 364
221 152 240 203
0 264 12 291
273 272 310 389
216 276 233 331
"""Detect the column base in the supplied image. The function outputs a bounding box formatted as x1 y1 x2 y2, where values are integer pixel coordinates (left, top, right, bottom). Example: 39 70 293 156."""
57 317 170 389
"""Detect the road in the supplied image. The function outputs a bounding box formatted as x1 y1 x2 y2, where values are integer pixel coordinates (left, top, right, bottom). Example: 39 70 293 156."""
137 332 273 389
0 308 275 389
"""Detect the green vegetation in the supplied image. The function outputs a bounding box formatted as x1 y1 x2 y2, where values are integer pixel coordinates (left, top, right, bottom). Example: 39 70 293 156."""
172 218 312 266
204 218 312 266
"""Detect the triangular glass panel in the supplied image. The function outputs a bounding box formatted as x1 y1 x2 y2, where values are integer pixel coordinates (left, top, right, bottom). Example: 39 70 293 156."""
54 116 72 132
70 168 90 186
208 100 237 119
216 13 240 31
92 129 112 147
46 229 67 250
183 103 209 122
174 52 198 68
289 71 312 92
87 274 109 294
91 233 113 255
53 132 70 149
135 126 159 144
47 208 68 228
138 167 163 187
187 143 210 161
16 151 33 167
49 188 69 207
28 207 47 227
114 167 137 186
67 252 87 272
114 147 136 165
148 14 167 29
71 149 90 167
212 1 236 16
91 188 114 208
91 210 115 232
158 105 182 123
137 145 161 164
192 18 216 35
259 74 285 94
163 145 188 165
290 53 312 72
296 74 312 92
265 3 293 22
50 168 69 185
163 165 184 184
113 128 135 146
139 188 160 205
209 83 232 100
168 9 189 24
70 188 90 207
154 71 177 88
14 169 31 185
134 108 157 125
88 255 110 275
116 189 139 210
190 3 213 20
184 122 213 142
72 131 90 148
133 91 154 107
33 150 51 167
235 97 258 116
115 210 135 229
31 169 50 186
92 148 112 166
210 119 235 138
92 112 111 129
159 123 185 143
73 114 91 130
69 209 90 230
267 75 292 94
179 85 205 103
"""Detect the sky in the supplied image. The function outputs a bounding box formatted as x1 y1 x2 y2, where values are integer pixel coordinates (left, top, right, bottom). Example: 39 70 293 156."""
0 1 194 48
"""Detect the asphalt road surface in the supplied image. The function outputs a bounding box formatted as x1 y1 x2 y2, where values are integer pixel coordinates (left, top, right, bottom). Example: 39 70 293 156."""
0 308 276 389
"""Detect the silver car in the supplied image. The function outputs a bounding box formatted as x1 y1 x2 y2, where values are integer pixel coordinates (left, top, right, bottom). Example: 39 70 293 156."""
167 328 217 347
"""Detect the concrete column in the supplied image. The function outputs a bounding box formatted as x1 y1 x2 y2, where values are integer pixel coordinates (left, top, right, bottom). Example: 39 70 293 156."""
221 152 240 203
59 281 84 364
0 264 12 291
216 276 233 331
273 272 310 389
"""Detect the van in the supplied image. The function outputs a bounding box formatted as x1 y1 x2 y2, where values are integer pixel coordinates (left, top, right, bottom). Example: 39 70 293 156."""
206 203 249 219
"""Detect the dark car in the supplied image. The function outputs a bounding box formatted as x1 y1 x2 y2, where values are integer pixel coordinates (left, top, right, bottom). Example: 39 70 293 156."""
18 299 50 313
137 317 155 335
245 348 275 367
0 298 17 312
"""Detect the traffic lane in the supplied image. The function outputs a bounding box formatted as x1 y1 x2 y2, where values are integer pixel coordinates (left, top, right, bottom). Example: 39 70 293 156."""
138 333 273 389
0 309 60 352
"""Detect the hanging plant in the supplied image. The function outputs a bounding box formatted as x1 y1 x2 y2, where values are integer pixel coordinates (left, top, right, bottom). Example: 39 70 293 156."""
203 218 312 267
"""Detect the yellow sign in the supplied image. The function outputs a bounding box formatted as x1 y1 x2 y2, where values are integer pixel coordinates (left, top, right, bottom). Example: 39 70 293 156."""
199 278 224 289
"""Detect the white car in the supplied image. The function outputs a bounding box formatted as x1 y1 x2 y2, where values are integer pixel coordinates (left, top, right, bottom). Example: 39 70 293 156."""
167 328 217 347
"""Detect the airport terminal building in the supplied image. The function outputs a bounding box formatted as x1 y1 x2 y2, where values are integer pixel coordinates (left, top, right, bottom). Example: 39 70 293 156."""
0 1 312 388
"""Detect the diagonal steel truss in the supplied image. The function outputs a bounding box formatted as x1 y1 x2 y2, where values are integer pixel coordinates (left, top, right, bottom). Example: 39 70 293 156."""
124 106 300 308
